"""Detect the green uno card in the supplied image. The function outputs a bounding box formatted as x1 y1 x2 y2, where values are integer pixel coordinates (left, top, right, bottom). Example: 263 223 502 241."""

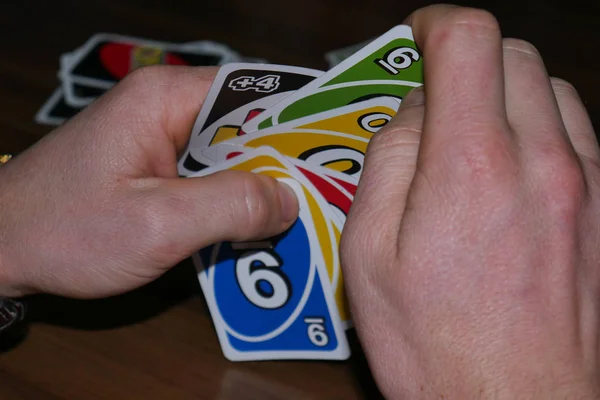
242 25 423 132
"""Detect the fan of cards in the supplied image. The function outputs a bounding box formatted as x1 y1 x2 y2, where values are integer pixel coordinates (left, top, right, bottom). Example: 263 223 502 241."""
35 33 264 126
178 25 423 361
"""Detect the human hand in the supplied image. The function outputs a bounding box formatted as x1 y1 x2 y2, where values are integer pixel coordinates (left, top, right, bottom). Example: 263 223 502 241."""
341 5 600 399
0 66 298 298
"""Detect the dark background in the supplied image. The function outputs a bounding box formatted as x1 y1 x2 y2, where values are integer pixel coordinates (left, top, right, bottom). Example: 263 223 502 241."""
1 1 598 399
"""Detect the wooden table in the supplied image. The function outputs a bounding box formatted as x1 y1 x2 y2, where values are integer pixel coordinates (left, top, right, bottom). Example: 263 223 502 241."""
1 1 598 398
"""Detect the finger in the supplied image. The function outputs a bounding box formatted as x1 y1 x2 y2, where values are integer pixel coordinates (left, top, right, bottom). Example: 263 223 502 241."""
342 87 425 262
503 39 575 155
87 65 219 152
137 170 299 262
551 77 600 162
407 5 509 154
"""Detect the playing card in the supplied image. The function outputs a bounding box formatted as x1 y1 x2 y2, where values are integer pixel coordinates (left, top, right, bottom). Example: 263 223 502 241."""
198 96 399 170
60 33 238 90
65 82 107 107
191 124 370 179
242 24 422 132
177 63 324 175
182 40 242 60
191 148 350 360
197 147 349 325
59 52 105 107
201 144 358 194
292 158 358 198
34 88 82 126
237 56 270 64
325 38 373 68
285 160 356 329
262 96 400 139
293 160 356 222
198 144 358 327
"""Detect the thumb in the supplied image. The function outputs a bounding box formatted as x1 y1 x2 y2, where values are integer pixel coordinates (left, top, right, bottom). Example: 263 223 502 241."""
341 87 425 262
145 170 299 260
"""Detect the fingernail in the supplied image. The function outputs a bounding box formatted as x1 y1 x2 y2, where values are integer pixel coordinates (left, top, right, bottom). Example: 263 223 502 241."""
278 182 299 223
401 86 425 108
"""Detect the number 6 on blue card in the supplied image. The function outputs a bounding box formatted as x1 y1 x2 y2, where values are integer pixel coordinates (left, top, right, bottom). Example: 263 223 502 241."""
195 179 350 361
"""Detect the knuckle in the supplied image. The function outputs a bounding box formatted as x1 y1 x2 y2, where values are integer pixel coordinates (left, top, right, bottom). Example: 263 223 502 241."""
503 38 542 59
531 149 586 216
440 133 515 189
368 123 422 156
434 8 500 42
451 8 500 31
364 125 421 185
112 66 173 112
120 65 171 92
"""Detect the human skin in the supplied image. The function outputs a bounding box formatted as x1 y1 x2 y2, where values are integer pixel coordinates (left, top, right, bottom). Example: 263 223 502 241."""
0 66 298 299
341 4 600 399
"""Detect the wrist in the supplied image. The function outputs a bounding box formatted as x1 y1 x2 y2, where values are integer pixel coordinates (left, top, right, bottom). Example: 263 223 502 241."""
0 221 26 298
0 154 29 298
0 252 26 298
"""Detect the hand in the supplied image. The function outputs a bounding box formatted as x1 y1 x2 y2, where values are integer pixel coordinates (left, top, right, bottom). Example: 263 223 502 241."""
341 5 600 399
0 66 298 298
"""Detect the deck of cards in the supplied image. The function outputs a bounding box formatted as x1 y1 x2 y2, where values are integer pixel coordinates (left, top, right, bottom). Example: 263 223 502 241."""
35 33 262 126
179 24 424 361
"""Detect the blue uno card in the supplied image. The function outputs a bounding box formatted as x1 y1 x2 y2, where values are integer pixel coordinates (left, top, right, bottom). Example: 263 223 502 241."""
194 178 349 361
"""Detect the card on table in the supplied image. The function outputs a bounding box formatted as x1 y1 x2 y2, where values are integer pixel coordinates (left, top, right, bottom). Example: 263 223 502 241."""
190 147 350 360
178 63 324 175
242 24 422 132
59 52 106 107
34 88 82 126
67 82 107 107
60 33 239 90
